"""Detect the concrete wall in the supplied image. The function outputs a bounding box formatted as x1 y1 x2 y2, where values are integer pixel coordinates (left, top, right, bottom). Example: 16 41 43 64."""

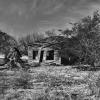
28 46 40 64
28 46 33 64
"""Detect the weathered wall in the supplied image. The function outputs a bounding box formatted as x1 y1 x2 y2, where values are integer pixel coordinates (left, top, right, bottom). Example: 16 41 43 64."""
28 46 61 65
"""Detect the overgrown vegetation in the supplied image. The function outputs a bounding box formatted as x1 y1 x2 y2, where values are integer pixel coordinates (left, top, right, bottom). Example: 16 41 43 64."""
0 31 17 54
0 66 100 100
60 11 100 67
0 31 17 64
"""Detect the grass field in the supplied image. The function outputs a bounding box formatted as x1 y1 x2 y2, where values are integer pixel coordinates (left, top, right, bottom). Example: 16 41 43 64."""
0 65 100 100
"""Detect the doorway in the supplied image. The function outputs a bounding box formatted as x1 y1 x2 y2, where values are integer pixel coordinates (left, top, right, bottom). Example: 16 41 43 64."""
61 56 79 65
46 50 54 60
39 50 44 62
33 50 38 60
61 57 70 65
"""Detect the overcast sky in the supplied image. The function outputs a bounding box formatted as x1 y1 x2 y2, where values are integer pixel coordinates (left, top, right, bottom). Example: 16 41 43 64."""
0 0 99 38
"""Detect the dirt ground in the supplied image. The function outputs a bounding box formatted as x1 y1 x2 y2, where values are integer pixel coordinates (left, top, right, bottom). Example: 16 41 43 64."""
0 65 100 100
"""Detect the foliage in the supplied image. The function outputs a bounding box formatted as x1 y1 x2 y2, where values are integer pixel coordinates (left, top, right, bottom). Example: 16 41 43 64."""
59 28 73 37
74 11 100 66
0 30 17 55
0 30 17 65
58 37 80 62
61 11 100 66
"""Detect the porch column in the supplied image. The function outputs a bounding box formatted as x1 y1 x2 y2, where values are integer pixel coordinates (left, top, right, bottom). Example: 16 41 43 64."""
28 46 34 64
28 46 33 59
42 49 47 62
37 47 42 63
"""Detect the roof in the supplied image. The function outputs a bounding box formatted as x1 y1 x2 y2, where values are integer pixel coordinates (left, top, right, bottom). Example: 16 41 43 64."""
28 36 68 49
28 35 79 51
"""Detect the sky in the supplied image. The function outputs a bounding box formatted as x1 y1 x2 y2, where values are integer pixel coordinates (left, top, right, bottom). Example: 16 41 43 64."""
0 0 100 38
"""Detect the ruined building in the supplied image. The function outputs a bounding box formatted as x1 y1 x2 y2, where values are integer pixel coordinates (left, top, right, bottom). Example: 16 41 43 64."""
28 36 79 65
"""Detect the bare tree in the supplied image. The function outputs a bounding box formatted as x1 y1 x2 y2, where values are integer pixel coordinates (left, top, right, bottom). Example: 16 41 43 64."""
45 29 57 37
18 32 44 55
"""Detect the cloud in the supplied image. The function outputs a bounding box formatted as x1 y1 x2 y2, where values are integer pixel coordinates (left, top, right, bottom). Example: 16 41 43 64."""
44 3 63 15
0 0 100 38
7 4 26 16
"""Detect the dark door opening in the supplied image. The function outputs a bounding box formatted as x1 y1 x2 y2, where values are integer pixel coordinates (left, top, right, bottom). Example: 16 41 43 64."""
61 57 70 65
39 50 44 62
46 50 54 60
33 50 38 60
61 56 79 65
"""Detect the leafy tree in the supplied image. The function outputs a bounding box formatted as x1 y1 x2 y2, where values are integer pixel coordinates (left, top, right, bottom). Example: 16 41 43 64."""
63 11 100 66
58 28 73 37
0 30 17 56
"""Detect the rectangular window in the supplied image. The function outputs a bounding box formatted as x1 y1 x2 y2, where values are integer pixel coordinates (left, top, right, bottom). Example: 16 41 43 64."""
33 50 38 59
46 50 54 60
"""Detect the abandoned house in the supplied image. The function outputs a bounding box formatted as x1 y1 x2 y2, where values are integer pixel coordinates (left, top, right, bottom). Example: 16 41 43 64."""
28 36 79 65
